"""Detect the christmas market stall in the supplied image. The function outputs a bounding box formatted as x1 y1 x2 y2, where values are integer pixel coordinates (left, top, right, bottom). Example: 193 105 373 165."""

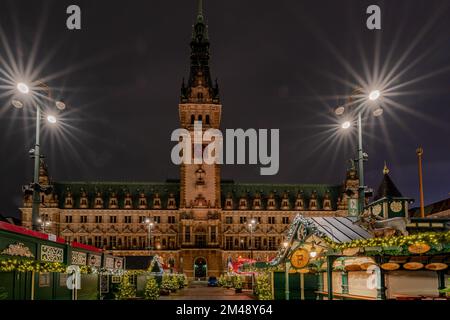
267 214 373 300
0 221 109 300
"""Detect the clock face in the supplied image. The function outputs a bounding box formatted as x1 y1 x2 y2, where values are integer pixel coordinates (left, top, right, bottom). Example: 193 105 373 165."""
372 204 382 215
390 201 402 213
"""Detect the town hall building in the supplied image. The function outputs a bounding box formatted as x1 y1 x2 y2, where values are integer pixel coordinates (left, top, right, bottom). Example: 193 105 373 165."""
20 1 369 279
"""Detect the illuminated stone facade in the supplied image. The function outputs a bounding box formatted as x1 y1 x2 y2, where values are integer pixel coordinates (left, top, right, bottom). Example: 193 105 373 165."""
20 3 362 279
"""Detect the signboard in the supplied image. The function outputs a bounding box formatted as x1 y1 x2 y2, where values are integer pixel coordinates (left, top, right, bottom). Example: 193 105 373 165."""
40 245 64 263
88 254 102 267
71 251 87 265
104 256 114 269
348 198 359 216
100 275 109 293
290 248 309 269
114 258 124 269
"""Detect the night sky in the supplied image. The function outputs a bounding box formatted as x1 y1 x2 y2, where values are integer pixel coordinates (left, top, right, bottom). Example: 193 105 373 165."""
0 0 449 218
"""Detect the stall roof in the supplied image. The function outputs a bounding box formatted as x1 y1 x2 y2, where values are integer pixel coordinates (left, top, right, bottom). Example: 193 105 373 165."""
309 217 372 243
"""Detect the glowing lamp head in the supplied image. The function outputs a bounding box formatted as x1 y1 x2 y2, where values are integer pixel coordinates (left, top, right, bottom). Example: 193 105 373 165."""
12 99 24 109
251 219 256 225
144 218 150 224
309 251 317 258
47 115 57 124
283 241 289 248
335 106 345 116
373 107 384 117
341 121 351 129
369 90 380 101
17 82 30 94
55 100 66 110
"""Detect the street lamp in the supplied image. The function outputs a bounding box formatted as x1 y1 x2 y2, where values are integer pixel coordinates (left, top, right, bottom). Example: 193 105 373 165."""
37 217 52 233
143 218 157 251
335 88 382 216
12 81 66 231
247 218 257 294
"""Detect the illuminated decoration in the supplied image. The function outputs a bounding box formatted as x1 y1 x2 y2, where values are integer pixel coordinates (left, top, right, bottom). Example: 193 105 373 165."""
403 262 424 270
326 231 450 253
408 243 430 254
40 245 64 263
342 247 360 256
1 242 34 258
298 269 309 274
0 258 66 273
290 248 310 269
425 263 448 271
372 204 382 216
381 262 400 271
390 201 403 213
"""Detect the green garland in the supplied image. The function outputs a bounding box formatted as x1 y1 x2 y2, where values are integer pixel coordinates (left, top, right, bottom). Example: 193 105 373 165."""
324 231 450 254
0 258 66 273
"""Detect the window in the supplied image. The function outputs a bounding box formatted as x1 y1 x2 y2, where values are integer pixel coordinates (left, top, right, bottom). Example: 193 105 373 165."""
65 216 73 223
211 227 216 242
110 236 117 248
268 217 276 224
124 199 132 207
256 217 262 223
225 200 232 208
94 236 102 248
240 216 247 224
195 235 206 248
191 114 195 124
124 216 132 223
198 114 203 122
139 216 146 223
225 216 233 224
168 216 176 224
185 226 191 242
95 216 102 223
110 216 117 223
154 216 161 223
205 115 210 125
268 237 276 250
79 236 86 244
225 237 233 250
255 237 261 249
197 93 203 100
80 215 88 223
282 217 289 224
80 199 88 206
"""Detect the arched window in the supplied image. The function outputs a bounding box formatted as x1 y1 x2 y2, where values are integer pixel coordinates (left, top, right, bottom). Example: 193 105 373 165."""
198 115 203 122
191 114 195 124
197 92 203 100
205 115 210 125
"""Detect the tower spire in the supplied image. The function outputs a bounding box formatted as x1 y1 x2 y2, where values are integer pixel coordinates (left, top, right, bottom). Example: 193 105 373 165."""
198 0 203 17
383 161 389 175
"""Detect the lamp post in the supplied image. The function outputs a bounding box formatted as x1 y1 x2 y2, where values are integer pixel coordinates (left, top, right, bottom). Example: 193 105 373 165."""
12 82 66 231
283 241 290 300
336 88 382 216
247 218 257 293
143 218 157 251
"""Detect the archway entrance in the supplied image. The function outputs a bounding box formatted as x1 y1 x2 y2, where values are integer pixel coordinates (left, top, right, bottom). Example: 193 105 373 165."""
194 257 207 280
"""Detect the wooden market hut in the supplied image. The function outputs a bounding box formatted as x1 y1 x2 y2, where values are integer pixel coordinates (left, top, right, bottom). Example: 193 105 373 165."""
0 221 124 300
